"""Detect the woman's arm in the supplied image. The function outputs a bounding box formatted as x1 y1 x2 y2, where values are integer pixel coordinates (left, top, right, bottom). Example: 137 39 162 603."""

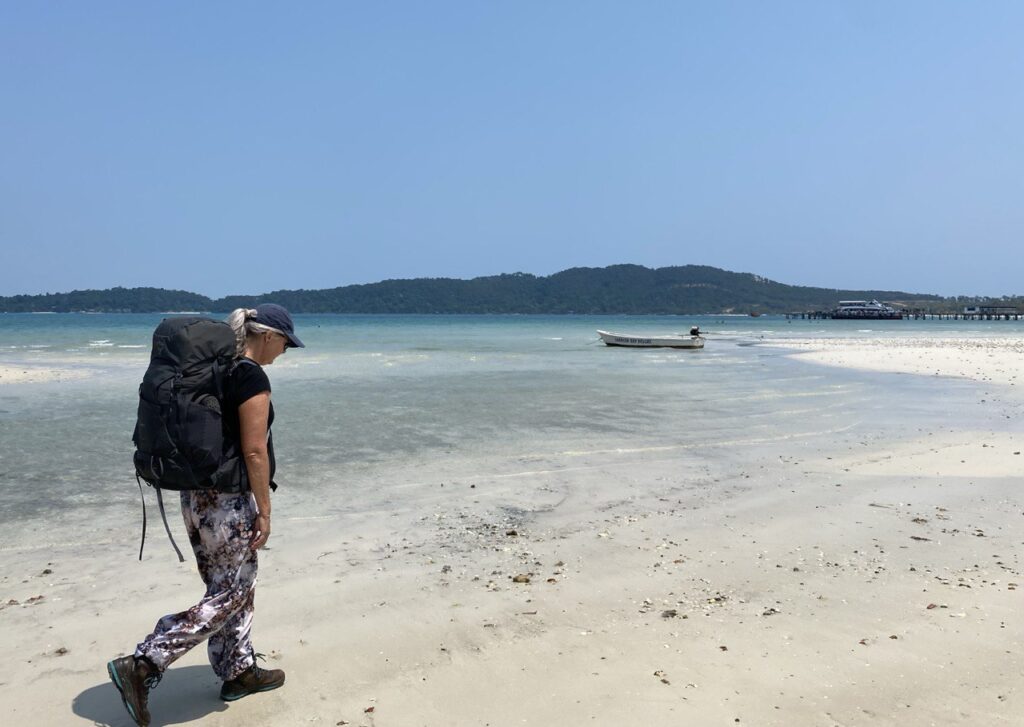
238 391 273 550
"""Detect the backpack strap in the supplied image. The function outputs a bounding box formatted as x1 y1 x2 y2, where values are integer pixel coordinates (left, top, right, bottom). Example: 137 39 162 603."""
156 487 185 563
136 474 185 563
136 474 148 561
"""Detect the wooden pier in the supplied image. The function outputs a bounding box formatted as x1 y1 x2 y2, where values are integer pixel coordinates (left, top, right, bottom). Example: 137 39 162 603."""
787 306 1022 321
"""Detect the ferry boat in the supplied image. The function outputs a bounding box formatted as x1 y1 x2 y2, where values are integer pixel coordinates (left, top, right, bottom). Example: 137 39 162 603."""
830 300 903 320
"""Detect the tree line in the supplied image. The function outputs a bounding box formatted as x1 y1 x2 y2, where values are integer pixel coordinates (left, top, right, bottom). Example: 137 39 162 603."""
0 264 1014 314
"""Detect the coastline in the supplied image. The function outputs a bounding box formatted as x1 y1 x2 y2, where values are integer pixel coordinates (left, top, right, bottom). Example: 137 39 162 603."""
1 335 1021 725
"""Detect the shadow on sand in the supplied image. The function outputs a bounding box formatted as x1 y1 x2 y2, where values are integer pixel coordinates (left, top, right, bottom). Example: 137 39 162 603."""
73 665 230 726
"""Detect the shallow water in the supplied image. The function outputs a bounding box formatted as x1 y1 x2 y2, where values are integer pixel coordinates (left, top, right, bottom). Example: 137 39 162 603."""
0 314 1019 546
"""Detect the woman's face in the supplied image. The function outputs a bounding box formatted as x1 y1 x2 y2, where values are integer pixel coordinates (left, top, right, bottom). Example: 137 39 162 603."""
256 331 289 365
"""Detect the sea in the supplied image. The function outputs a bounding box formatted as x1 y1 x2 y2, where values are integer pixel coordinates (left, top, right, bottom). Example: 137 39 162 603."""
1 313 1022 549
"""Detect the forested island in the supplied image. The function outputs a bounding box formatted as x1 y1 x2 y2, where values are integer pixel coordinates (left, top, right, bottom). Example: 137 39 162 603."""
0 265 1017 314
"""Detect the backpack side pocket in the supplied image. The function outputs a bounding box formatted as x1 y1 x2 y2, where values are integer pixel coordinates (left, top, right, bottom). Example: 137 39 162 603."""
178 393 227 487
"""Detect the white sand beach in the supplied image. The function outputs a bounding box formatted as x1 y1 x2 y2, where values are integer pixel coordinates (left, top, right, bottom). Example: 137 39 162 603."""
1 336 1022 726
763 336 1024 387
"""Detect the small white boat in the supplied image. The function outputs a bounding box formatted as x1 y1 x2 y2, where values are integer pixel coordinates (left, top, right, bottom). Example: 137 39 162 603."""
597 329 705 349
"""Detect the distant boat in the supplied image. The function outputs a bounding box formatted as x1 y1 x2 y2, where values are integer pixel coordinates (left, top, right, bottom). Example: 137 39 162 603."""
597 329 705 349
831 300 903 320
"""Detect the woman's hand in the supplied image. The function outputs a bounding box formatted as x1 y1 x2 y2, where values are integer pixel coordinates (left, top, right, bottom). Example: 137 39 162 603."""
250 512 271 550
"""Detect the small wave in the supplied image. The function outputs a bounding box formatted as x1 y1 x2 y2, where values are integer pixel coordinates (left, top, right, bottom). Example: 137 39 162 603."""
117 344 146 349
88 340 114 347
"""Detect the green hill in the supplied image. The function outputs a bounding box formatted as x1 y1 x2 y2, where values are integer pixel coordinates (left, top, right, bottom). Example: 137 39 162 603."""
0 265 1005 314
212 264 949 314
0 286 212 314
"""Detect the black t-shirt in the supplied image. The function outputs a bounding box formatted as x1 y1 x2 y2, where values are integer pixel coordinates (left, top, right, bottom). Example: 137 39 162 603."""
225 358 276 486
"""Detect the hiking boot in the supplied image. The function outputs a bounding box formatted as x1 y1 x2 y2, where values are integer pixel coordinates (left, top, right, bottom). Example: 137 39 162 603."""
219 659 285 701
107 655 161 726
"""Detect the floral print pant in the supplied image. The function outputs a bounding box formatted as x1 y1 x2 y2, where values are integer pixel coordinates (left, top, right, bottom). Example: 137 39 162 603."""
135 490 258 681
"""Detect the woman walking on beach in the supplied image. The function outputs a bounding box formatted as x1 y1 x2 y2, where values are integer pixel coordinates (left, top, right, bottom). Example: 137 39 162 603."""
107 304 304 727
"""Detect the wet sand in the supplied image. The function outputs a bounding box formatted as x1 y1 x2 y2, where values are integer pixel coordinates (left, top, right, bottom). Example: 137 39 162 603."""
1 337 1022 726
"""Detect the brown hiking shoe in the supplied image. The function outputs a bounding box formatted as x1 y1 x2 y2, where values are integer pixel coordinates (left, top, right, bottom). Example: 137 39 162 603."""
219 658 285 701
107 655 160 726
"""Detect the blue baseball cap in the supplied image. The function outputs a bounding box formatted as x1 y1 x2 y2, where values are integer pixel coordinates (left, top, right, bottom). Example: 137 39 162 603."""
253 303 305 348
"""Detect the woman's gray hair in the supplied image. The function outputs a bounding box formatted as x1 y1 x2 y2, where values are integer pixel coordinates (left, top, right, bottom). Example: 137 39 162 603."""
226 308 286 359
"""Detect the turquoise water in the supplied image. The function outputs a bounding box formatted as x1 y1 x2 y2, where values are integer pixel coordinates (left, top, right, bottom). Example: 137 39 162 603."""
1 313 1020 544
4 312 1024 356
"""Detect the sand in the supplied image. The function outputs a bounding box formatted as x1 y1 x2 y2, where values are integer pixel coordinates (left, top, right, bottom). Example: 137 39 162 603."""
762 336 1024 387
1 337 1022 726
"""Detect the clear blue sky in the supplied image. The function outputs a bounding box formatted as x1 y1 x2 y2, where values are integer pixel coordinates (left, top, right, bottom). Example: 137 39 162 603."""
2 2 1021 298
